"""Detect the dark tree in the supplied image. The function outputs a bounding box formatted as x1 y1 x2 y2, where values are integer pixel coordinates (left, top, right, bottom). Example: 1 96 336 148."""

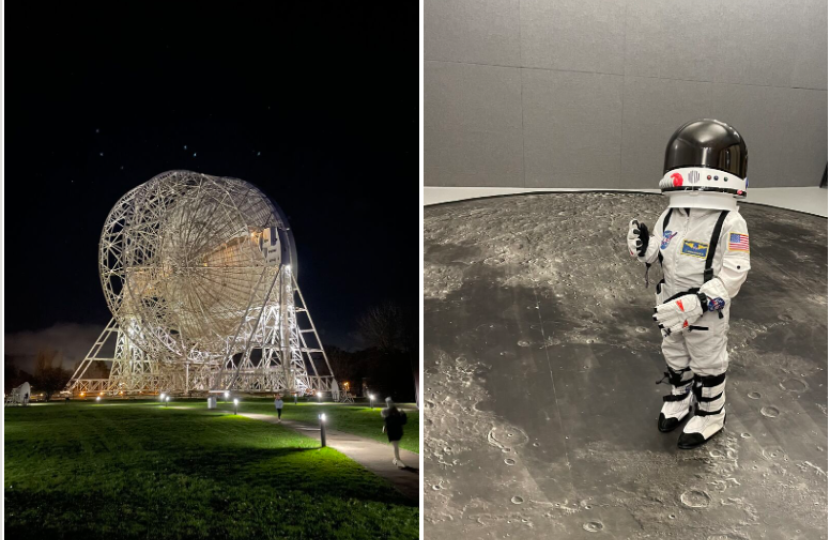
358 301 406 352
33 349 72 400
357 301 419 404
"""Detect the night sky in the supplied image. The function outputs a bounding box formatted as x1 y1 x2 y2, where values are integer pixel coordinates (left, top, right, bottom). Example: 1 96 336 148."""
5 4 418 364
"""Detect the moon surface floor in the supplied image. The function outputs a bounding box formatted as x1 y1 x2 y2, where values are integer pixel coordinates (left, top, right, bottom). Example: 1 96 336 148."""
424 192 827 540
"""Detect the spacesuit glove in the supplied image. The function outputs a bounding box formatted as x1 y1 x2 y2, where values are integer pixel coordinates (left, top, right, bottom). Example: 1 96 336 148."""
627 219 649 258
653 293 707 335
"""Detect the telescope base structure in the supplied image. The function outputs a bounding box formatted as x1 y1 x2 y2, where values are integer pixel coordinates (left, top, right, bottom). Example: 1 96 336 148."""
65 277 336 397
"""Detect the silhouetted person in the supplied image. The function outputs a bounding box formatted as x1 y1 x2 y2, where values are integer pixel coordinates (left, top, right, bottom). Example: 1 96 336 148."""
381 397 407 468
274 394 284 422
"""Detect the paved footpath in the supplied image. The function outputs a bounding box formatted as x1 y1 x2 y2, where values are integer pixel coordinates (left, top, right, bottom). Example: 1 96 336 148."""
241 413 419 502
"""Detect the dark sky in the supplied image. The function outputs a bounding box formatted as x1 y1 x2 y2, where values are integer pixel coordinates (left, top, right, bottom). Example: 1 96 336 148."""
5 4 418 354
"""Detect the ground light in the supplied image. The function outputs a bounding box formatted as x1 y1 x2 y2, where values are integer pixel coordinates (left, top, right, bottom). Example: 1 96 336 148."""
369 393 375 409
233 398 239 415
319 413 327 447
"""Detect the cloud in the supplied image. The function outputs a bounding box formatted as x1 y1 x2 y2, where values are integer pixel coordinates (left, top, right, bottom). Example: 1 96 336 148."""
5 323 105 371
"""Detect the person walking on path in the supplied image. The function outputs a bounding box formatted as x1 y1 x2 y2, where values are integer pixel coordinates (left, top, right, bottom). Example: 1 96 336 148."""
381 397 407 468
274 394 284 422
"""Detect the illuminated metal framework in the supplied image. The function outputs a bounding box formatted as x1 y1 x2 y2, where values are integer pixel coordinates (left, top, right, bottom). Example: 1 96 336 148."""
65 171 336 396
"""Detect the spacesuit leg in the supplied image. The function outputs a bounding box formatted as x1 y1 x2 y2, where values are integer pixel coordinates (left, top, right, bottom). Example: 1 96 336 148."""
657 331 695 432
678 309 729 449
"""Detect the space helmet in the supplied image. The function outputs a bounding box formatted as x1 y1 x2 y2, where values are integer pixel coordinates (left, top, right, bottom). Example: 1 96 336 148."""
659 119 748 211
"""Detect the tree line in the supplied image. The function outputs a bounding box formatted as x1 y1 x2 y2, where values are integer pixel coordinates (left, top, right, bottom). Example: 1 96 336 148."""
4 301 419 402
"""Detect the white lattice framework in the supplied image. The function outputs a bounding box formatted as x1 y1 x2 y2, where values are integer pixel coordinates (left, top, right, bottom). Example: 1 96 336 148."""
65 171 335 396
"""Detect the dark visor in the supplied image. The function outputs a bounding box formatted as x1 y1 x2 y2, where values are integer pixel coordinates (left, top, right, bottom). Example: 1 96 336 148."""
664 120 748 178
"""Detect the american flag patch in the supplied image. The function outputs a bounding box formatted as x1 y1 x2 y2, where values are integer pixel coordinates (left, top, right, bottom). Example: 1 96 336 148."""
728 232 749 252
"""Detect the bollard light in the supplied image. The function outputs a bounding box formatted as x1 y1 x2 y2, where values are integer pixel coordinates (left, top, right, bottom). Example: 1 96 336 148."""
319 413 327 447
369 393 375 410
96 396 101 402
233 398 239 415
224 391 230 401
316 391 322 403
160 393 166 402
165 396 170 407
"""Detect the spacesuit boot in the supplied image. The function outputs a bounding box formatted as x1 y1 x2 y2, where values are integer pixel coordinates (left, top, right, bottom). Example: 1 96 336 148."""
678 372 726 449
657 366 694 432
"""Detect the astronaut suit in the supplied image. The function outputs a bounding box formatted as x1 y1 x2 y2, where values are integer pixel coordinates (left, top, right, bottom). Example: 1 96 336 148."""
627 119 751 449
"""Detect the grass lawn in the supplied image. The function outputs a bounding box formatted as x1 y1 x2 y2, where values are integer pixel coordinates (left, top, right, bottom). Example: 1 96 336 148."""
4 401 418 540
233 401 420 454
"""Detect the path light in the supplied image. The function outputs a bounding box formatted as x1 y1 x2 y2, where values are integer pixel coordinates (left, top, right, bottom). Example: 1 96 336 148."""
224 391 229 401
316 391 322 403
233 398 239 415
160 393 166 402
369 393 375 410
96 396 101 402
165 396 171 407
319 413 327 447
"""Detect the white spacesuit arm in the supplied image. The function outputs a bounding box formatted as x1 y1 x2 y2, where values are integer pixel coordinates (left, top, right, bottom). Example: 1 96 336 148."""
638 209 670 265
639 235 660 265
699 214 750 309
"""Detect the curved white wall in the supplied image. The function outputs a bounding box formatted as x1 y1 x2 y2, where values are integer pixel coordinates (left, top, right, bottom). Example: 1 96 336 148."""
425 0 828 189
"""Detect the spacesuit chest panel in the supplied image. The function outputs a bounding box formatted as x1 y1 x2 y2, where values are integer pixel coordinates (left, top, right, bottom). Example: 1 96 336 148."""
660 209 725 292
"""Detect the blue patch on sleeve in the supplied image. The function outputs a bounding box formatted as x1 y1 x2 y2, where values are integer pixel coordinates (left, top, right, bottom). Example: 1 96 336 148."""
708 297 725 311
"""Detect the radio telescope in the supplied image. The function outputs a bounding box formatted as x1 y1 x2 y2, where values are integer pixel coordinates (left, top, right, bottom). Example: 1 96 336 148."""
66 170 335 396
